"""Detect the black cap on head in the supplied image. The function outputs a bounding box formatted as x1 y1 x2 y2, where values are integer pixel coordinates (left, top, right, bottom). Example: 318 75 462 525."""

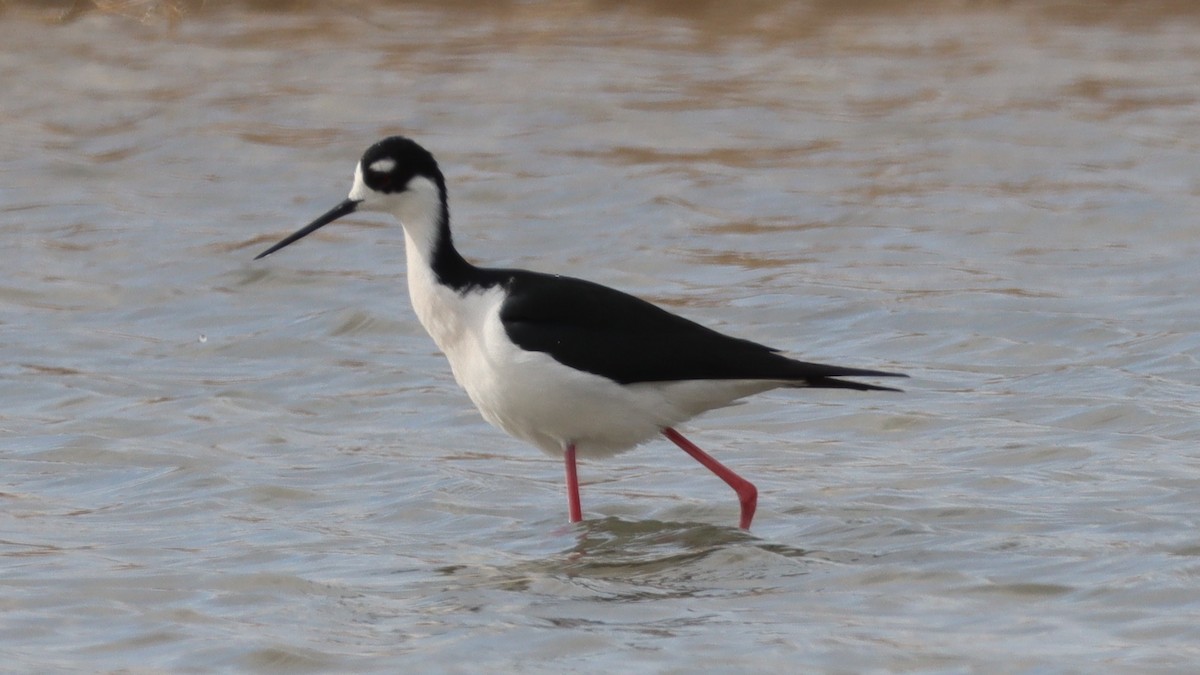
359 136 445 195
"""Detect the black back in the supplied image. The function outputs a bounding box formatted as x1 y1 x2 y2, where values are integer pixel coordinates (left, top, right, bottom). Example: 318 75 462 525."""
496 270 901 390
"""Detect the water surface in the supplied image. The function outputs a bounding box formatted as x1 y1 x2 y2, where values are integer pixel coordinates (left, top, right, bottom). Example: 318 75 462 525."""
2 1 1200 671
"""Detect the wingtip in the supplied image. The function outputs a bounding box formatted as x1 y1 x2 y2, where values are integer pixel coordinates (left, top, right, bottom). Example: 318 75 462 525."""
802 374 907 392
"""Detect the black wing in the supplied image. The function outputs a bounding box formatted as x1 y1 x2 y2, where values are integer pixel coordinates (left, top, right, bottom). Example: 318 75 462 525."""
496 270 904 390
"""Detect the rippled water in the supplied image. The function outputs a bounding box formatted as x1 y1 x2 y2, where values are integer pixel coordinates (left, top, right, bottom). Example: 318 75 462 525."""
3 1 1200 671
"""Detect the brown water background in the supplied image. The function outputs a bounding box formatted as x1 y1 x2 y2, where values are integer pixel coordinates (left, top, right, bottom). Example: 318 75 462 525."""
3 1 1200 671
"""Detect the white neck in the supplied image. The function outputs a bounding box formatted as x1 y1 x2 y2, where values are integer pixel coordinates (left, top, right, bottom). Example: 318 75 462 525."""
348 164 447 268
344 163 483 353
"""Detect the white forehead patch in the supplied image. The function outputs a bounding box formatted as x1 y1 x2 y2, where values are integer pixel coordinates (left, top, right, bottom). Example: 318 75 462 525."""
348 162 368 201
368 158 396 173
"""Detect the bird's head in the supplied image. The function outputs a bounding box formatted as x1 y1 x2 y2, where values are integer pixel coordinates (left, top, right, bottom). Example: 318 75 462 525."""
255 136 447 260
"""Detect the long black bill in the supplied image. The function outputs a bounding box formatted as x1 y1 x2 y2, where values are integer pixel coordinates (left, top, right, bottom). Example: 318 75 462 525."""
254 198 360 260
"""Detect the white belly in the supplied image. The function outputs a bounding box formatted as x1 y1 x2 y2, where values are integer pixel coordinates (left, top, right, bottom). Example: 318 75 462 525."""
451 315 782 458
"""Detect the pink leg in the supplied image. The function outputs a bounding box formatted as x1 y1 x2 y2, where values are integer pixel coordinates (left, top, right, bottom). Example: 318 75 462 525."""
662 427 758 530
564 443 582 523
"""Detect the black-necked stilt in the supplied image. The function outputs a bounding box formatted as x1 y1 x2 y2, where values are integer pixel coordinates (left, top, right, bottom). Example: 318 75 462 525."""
256 136 905 529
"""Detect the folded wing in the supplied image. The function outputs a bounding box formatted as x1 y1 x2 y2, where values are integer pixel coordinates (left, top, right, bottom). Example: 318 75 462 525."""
498 271 905 391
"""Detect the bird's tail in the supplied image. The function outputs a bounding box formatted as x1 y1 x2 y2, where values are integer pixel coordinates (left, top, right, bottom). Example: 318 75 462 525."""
800 377 904 392
789 363 907 392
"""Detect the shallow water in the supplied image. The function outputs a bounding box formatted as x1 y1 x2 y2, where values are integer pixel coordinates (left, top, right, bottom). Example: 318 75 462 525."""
3 1 1200 671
